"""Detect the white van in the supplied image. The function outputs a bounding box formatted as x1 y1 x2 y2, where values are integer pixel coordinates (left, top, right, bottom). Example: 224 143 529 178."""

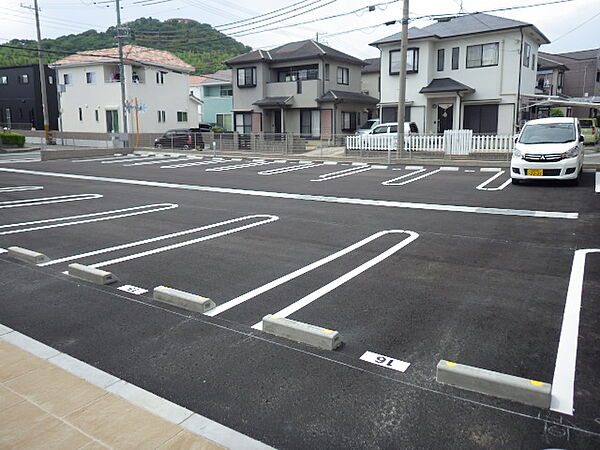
368 122 419 135
511 117 584 185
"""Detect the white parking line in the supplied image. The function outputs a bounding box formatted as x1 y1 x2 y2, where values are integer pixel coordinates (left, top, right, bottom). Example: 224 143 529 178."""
0 158 40 164
0 193 102 209
206 161 279 172
1 203 177 235
475 170 512 191
160 159 226 169
382 169 442 186
123 157 202 167
551 249 600 415
440 166 459 171
72 155 138 163
39 214 277 267
88 214 279 268
207 230 418 317
311 166 372 182
258 163 324 176
251 230 419 329
405 165 423 170
480 167 503 172
0 168 578 219
596 172 599 193
0 186 44 193
101 156 163 164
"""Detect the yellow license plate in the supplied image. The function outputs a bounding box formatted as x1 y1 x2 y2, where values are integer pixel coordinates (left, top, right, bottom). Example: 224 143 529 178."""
526 169 543 176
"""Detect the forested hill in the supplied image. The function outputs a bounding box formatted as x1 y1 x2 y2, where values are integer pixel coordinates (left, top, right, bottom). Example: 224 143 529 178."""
0 17 251 75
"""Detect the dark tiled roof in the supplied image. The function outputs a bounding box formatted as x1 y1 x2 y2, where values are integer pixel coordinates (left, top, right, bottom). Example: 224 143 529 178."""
537 54 568 71
371 13 549 46
253 96 294 106
419 78 474 94
362 57 380 73
226 40 364 66
316 90 379 104
556 48 600 60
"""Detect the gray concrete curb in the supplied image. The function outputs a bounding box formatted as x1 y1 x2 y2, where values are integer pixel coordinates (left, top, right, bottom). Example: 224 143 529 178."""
153 286 215 313
8 246 50 264
261 315 342 350
436 360 551 408
67 263 118 285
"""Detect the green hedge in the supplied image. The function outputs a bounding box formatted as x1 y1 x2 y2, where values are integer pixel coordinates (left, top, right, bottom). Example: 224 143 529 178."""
0 132 26 147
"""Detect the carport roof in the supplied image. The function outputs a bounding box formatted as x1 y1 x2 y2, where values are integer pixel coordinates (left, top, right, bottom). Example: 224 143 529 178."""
419 78 475 94
316 90 379 104
253 96 294 107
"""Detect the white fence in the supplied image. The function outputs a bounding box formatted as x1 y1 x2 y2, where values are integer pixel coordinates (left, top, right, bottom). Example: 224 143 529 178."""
346 130 515 155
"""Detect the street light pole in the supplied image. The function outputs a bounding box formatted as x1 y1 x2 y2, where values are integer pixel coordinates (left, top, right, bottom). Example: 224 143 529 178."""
33 0 50 144
395 0 409 161
115 0 129 147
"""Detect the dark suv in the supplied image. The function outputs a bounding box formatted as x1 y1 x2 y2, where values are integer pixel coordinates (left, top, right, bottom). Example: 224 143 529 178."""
154 128 205 149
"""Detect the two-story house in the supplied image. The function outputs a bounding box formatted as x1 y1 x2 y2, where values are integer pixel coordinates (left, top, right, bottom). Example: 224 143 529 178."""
225 40 378 137
371 13 549 134
0 64 59 130
361 57 381 102
50 45 200 134
536 54 568 97
189 69 233 130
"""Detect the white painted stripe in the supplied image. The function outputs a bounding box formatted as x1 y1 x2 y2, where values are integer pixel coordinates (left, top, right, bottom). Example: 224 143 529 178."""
596 172 600 193
40 214 277 267
382 169 442 186
464 169 476 173
551 249 600 415
351 162 368 166
206 161 277 172
0 203 178 235
123 157 202 167
231 158 243 162
0 248 8 254
480 167 503 172
160 159 226 169
360 350 410 373
476 171 511 191
117 285 149 295
252 231 418 330
273 159 287 163
72 155 141 163
258 163 324 175
370 165 388 169
311 166 371 182
301 160 313 164
405 165 423 170
323 161 338 165
0 158 39 164
207 230 417 317
0 168 578 219
0 328 273 449
440 166 459 171
102 156 162 164
0 186 44 193
0 193 102 209
89 215 279 268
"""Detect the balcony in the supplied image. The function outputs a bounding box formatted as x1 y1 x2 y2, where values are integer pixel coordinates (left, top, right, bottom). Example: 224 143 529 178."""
265 79 320 108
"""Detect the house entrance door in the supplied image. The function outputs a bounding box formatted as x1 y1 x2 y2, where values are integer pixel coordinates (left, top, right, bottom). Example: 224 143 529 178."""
273 110 282 133
437 104 453 133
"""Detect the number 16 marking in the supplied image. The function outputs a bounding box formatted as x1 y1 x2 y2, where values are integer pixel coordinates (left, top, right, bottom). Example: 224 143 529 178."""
360 351 411 373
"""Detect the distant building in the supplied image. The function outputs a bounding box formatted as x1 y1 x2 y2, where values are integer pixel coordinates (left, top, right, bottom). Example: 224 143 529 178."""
0 64 59 130
189 69 233 130
50 45 200 133
361 57 380 103
536 54 568 97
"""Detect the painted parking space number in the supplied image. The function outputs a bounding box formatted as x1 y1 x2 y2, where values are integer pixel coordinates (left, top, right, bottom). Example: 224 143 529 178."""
117 285 148 295
360 351 410 373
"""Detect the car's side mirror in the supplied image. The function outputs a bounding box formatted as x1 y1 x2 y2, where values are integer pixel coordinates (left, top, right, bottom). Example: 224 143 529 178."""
579 135 584 142
514 136 519 143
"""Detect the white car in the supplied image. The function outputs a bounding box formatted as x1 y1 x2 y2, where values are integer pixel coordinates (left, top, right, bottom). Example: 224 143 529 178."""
511 117 584 185
356 119 380 135
368 122 419 135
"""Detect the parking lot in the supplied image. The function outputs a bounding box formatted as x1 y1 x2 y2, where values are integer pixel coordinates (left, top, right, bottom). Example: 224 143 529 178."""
1 152 599 449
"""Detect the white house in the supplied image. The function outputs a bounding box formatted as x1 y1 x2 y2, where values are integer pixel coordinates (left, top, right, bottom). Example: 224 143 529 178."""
50 45 200 134
370 13 549 134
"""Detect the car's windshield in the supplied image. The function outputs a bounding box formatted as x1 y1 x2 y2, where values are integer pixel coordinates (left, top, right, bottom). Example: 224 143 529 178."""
359 120 377 130
519 122 576 144
579 119 593 128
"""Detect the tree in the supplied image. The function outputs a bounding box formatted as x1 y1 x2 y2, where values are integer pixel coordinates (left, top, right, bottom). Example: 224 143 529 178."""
549 107 565 117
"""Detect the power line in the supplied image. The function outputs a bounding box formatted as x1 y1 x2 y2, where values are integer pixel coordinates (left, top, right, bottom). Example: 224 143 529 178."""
551 7 600 42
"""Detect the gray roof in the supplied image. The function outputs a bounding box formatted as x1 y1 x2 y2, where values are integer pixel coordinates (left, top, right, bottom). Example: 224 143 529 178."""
362 57 380 73
316 90 379 104
556 48 600 60
419 78 474 94
226 39 364 66
537 54 568 71
253 96 293 107
371 13 549 46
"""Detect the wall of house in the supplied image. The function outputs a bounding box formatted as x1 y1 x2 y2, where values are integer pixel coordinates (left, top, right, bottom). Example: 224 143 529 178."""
189 84 203 122
322 59 362 94
231 62 267 111
361 72 380 100
201 83 233 128
56 63 197 133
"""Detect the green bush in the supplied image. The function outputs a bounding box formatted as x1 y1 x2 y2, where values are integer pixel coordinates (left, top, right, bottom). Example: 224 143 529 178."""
0 132 25 147
549 108 565 117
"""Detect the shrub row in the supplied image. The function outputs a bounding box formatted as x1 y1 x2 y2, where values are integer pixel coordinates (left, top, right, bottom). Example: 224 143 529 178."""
0 132 25 147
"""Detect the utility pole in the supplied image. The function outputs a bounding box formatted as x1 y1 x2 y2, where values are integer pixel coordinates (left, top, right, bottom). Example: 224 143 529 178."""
395 0 409 162
23 0 50 144
115 0 129 147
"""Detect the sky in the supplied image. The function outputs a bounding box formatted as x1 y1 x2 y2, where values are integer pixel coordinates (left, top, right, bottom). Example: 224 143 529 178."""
2 0 599 60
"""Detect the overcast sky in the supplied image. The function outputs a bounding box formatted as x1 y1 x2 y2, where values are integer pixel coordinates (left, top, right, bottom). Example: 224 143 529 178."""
3 0 599 60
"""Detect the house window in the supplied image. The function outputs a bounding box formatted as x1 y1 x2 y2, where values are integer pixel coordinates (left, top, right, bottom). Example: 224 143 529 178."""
177 111 188 122
276 65 318 82
156 71 166 84
337 67 349 85
106 110 119 133
466 43 499 68
523 42 531 68
78 107 83 121
557 71 564 89
389 48 419 74
220 85 233 97
48 76 53 84
437 49 445 71
18 74 29 84
296 80 302 94
451 47 459 70
381 106 411 123
300 110 320 137
235 112 252 133
463 104 498 133
95 110 99 122
158 110 166 122
0 76 7 84
216 113 232 130
86 72 96 84
63 73 72 85
596 71 600 82
237 67 256 87
324 63 330 81
341 111 359 131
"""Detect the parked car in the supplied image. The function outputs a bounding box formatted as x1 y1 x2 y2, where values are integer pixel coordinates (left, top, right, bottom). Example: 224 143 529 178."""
356 118 380 135
579 118 599 145
154 128 204 149
368 122 419 135
198 123 213 132
511 117 584 185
